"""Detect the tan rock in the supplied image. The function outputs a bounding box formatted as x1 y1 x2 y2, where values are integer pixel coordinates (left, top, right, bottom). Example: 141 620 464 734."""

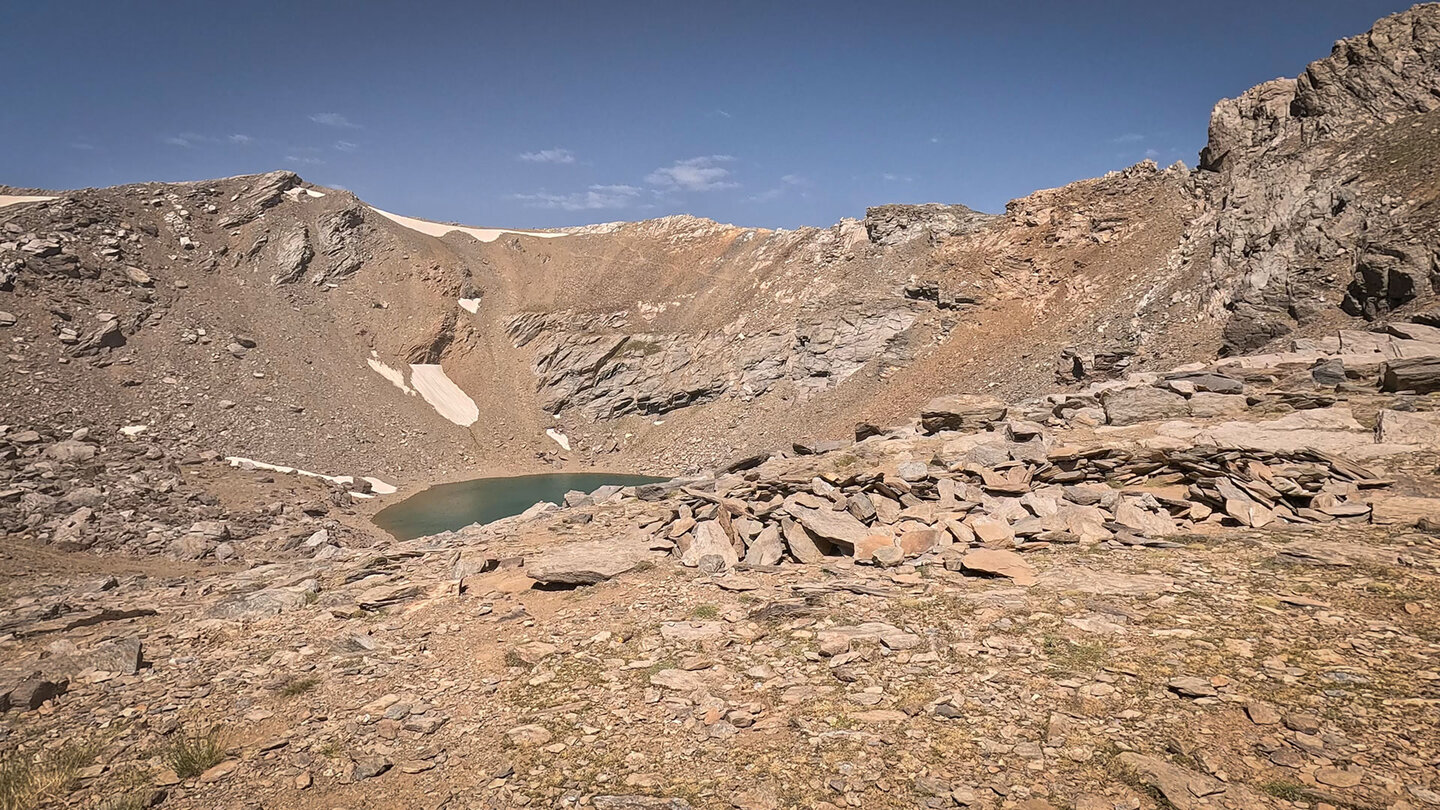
960 548 1036 585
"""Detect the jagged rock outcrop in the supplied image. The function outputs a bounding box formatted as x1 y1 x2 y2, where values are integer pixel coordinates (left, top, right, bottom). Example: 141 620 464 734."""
863 203 996 246
508 308 917 419
1198 3 1440 353
269 223 314 285
1292 6 1440 124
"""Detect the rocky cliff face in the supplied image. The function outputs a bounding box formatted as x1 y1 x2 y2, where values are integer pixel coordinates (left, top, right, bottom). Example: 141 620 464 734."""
1195 2 1440 353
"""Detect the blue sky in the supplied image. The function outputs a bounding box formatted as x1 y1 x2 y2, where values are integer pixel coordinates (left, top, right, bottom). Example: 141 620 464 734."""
0 1 1410 229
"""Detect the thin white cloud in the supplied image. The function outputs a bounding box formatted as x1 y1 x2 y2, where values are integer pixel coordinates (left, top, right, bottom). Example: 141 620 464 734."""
164 132 253 148
518 148 576 164
1112 133 1145 144
163 132 205 148
929 136 942 144
710 109 733 119
746 174 807 203
334 140 360 152
646 155 738 192
310 112 361 129
71 141 97 151
285 154 326 166
881 172 913 183
1144 148 1160 159
513 184 641 211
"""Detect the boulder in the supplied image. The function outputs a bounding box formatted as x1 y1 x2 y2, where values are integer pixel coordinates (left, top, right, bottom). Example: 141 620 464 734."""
919 394 1007 434
1100 387 1189 426
784 501 869 548
1186 392 1249 419
742 525 784 566
1381 356 1440 393
680 520 739 572
1163 371 1245 395
959 549 1036 585
525 537 658 585
45 440 97 463
780 517 828 563
44 636 142 678
3 676 67 712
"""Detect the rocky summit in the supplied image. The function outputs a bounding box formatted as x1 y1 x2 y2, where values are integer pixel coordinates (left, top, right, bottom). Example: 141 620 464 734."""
3 6 1440 810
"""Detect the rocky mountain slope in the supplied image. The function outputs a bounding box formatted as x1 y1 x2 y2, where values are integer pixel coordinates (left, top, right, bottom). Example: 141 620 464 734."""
3 9 1437 493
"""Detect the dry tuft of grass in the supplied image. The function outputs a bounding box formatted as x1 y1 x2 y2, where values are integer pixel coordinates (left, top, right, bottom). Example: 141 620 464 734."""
0 743 95 810
276 676 321 697
161 725 227 779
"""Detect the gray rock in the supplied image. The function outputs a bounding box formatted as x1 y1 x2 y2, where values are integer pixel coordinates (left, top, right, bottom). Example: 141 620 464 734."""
896 461 929 482
743 525 784 566
4 677 67 712
1100 386 1189 426
780 517 828 563
525 537 657 585
349 755 390 781
784 501 869 548
1381 356 1440 393
681 520 739 571
45 440 97 463
270 224 314 285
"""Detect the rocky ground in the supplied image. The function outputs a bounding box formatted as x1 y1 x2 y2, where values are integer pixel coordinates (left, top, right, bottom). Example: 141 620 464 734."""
5 5 1440 810
2 321 1438 810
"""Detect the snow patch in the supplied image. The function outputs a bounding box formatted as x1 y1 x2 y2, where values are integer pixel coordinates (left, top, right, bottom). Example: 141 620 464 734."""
458 298 482 314
409 364 480 426
546 428 571 451
227 457 397 498
367 356 414 395
284 187 327 199
369 206 568 243
0 195 56 209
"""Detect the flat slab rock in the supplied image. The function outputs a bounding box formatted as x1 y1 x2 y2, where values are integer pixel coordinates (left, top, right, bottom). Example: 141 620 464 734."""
960 549 1037 586
1035 568 1178 596
526 537 662 585
1117 753 1265 810
785 502 869 547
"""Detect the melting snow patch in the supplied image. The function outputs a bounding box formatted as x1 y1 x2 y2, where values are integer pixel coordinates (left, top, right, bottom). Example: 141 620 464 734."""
284 187 326 199
369 206 568 243
367 356 414 395
409 364 480 426
546 428 571 451
119 425 148 437
227 457 397 497
0 195 57 209
458 298 482 314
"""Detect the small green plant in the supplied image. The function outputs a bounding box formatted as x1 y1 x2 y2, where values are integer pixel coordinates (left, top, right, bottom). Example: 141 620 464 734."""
161 725 227 779
0 743 95 810
1260 781 1307 801
277 676 321 697
690 603 720 620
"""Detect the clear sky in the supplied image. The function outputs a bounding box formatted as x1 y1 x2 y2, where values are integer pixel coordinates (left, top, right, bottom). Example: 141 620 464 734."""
0 0 1412 229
